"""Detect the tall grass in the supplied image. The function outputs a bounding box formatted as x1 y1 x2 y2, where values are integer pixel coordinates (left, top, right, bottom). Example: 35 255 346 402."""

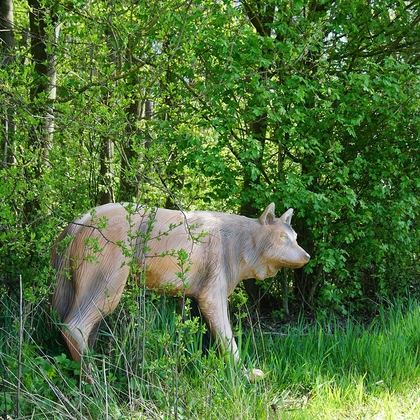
2 292 420 419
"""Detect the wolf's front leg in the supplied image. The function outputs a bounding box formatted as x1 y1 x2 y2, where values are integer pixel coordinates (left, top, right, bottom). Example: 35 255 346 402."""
197 293 238 357
197 292 264 381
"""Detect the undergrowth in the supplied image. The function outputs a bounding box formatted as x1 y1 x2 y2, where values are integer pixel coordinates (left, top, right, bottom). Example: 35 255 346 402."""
1 293 420 419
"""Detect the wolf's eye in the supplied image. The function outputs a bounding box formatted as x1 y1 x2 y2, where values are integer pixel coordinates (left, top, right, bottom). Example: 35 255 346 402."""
280 233 288 240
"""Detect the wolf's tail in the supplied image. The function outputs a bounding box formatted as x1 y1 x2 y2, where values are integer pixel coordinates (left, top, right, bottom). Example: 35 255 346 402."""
50 224 76 322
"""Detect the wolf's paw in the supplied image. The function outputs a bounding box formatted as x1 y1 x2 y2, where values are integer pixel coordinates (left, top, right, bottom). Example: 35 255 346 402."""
247 368 265 382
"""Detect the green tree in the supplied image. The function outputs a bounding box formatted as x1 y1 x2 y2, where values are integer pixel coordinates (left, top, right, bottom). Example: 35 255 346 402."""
156 0 420 309
1 0 419 314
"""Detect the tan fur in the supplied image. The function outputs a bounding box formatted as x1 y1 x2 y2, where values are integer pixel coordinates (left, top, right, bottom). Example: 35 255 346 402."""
51 203 310 382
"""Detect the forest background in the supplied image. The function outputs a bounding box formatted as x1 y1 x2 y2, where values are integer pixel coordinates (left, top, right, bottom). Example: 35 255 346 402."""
1 0 420 418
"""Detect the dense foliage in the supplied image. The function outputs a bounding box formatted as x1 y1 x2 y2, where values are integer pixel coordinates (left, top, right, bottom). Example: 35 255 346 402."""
1 0 420 313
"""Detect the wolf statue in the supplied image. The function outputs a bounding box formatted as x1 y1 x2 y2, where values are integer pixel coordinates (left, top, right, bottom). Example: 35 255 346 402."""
51 203 310 383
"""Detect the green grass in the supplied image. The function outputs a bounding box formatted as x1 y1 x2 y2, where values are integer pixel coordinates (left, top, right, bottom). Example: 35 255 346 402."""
2 295 420 419
256 302 420 419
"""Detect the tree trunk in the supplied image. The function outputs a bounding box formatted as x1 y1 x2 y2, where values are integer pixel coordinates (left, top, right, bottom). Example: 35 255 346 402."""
0 0 14 59
119 97 141 203
24 0 57 220
240 1 275 309
99 136 114 205
44 21 60 149
0 0 15 166
119 95 153 203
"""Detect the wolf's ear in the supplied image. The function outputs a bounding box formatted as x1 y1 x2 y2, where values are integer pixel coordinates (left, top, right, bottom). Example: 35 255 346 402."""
259 203 276 225
279 208 294 225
